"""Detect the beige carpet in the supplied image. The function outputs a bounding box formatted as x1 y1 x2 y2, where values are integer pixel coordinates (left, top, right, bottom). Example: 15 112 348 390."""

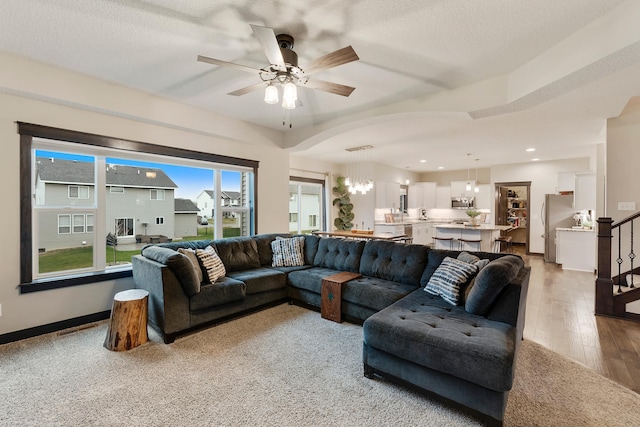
1 304 639 426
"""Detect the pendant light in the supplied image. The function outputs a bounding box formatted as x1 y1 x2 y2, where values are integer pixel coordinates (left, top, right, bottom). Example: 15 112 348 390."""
465 153 472 191
474 158 480 193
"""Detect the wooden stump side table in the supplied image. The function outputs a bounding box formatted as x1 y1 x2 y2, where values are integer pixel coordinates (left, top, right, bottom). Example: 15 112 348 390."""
321 272 361 323
104 289 149 351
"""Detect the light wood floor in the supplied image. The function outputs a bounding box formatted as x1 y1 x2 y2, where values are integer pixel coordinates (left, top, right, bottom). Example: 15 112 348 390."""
517 245 640 393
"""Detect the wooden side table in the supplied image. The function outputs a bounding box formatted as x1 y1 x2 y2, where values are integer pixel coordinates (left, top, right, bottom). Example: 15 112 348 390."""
104 289 149 351
321 272 361 323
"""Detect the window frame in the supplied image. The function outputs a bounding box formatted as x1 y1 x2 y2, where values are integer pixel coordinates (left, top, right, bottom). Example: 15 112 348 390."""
19 122 259 293
150 189 165 200
155 216 164 225
289 176 326 234
68 185 90 199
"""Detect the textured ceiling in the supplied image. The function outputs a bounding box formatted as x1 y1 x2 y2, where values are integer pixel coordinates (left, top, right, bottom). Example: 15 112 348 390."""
1 0 639 171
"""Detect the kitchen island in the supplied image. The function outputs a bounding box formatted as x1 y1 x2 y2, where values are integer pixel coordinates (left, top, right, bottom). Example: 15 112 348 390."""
433 224 514 252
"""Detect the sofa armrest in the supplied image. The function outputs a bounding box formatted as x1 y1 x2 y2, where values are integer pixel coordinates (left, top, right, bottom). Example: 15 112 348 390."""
486 266 530 338
132 255 191 336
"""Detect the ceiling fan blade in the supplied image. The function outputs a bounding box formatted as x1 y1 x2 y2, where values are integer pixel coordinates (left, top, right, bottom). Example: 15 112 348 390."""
250 25 286 69
228 82 266 96
197 55 262 74
304 46 359 75
302 78 355 97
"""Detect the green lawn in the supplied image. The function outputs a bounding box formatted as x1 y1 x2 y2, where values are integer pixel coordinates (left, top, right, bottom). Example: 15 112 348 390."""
38 226 242 273
38 246 141 274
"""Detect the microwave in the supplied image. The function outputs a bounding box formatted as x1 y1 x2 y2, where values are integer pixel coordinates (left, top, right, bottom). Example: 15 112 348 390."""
451 197 475 209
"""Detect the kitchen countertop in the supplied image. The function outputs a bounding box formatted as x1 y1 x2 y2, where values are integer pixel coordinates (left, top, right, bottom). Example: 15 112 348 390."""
434 224 514 231
375 219 454 225
556 227 595 232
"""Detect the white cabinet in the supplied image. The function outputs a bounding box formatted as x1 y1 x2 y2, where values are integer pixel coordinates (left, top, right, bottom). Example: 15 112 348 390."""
476 184 492 211
376 181 401 209
411 222 428 245
451 180 475 198
557 172 575 192
556 229 596 272
422 182 437 209
408 184 423 209
436 186 451 209
574 173 596 210
374 223 404 235
409 182 437 209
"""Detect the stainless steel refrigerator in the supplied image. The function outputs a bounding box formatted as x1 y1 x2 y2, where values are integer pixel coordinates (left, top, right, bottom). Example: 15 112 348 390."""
542 194 575 263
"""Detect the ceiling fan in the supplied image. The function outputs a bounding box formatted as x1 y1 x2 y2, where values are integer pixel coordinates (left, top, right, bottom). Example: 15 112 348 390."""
197 24 359 110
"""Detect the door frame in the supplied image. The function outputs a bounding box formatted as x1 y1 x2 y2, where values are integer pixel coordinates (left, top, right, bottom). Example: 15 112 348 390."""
494 181 531 254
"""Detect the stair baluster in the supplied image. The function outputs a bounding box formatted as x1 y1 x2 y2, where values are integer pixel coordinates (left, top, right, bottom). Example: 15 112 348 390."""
630 220 635 289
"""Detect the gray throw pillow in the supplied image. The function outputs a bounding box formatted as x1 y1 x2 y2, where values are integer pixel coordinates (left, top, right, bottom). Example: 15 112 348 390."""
465 255 524 316
178 248 204 284
456 252 490 305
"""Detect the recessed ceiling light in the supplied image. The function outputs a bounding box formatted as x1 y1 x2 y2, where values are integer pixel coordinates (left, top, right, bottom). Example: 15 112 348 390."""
531 158 540 161
419 159 427 163
438 166 444 169
526 148 536 152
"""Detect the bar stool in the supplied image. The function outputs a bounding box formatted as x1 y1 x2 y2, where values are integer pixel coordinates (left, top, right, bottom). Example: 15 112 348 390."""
493 236 513 253
458 238 482 252
432 236 454 250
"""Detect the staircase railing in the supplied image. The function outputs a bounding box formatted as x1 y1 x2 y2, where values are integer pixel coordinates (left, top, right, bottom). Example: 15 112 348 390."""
596 214 640 321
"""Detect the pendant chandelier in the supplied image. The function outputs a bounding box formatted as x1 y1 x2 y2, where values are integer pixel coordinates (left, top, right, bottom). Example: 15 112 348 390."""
345 145 374 195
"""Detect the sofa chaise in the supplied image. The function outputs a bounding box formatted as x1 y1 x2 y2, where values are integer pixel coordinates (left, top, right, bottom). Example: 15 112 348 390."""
132 233 529 426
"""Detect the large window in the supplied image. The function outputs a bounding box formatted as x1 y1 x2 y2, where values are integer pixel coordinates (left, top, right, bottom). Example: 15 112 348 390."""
289 177 325 234
19 123 258 292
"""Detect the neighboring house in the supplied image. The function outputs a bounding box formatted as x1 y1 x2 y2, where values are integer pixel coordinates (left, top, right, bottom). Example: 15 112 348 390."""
35 157 178 250
195 189 242 219
174 198 199 238
195 190 214 219
221 191 240 207
289 192 321 233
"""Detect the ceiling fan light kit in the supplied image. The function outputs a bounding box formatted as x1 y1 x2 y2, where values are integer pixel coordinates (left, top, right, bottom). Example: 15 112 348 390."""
264 83 279 104
198 24 358 116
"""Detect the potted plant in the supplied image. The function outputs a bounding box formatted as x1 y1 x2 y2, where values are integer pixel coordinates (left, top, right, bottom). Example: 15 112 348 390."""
332 176 354 230
466 209 481 226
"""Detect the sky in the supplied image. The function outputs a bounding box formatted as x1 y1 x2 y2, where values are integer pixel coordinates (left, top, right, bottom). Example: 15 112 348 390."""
36 150 242 200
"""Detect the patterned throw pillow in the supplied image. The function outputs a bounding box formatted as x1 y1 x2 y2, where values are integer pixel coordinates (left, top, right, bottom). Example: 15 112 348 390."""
195 246 226 283
425 256 478 306
271 236 305 267
177 248 204 284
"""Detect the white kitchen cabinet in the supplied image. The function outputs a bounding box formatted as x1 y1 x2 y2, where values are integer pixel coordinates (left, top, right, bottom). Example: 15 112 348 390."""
375 181 401 209
422 182 437 209
556 228 596 272
476 184 492 211
557 172 575 192
574 173 596 210
409 182 437 209
408 184 423 209
411 222 435 245
436 186 451 209
451 180 475 198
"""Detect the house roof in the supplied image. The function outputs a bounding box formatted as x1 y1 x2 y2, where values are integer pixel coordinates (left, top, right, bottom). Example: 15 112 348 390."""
221 191 241 200
175 198 199 213
36 157 178 188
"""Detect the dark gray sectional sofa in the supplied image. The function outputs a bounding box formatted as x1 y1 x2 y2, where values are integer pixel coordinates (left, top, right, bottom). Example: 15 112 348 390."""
132 233 530 426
